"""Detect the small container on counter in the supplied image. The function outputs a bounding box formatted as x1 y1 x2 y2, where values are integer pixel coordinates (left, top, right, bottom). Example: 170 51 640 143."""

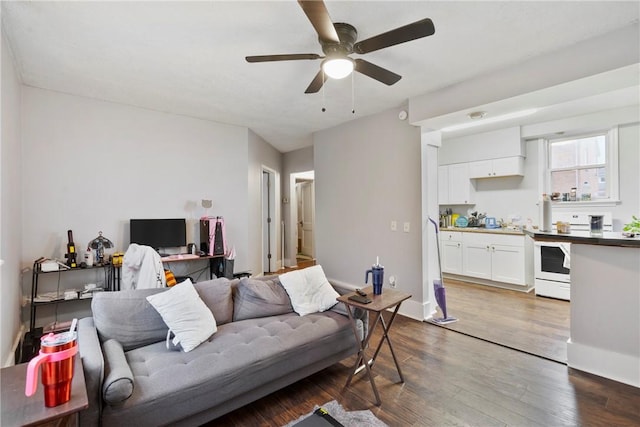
556 221 571 234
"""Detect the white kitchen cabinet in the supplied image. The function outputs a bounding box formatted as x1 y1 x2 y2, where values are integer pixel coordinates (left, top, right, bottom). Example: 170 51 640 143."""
461 233 526 286
438 163 474 205
438 166 449 205
462 241 492 279
440 231 463 274
468 156 524 179
491 244 525 284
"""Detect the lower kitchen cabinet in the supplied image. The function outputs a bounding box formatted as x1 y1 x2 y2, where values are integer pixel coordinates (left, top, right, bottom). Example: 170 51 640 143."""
462 241 492 279
461 232 526 286
440 231 463 274
491 244 525 284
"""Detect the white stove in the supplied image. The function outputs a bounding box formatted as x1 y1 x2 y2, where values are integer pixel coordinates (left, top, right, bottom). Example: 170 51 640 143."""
534 212 612 300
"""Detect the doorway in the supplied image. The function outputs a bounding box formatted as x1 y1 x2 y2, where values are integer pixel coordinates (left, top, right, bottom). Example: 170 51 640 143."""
290 171 315 267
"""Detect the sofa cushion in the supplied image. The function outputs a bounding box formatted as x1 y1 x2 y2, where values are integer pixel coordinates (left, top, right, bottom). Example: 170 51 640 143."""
279 265 339 316
233 277 293 321
194 278 236 326
101 311 359 426
146 279 217 352
92 289 168 351
102 339 134 405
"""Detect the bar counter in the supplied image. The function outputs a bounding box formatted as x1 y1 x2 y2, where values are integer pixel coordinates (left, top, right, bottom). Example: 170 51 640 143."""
525 229 640 388
524 229 640 248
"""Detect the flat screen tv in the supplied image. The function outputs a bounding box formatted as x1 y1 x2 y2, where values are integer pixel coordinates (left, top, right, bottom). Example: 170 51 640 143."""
129 218 187 250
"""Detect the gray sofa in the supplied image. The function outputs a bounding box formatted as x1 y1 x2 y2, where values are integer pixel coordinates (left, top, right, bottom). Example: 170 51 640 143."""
77 275 366 426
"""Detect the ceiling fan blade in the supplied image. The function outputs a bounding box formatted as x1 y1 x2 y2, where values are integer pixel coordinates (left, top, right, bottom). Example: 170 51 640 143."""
246 53 322 63
353 18 435 54
354 59 401 86
297 0 340 43
304 70 328 94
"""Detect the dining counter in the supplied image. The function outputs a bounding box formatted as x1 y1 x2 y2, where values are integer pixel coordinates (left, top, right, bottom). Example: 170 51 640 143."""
526 229 640 388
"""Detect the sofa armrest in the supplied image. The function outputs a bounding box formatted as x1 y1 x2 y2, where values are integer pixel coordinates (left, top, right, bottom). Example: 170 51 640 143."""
329 280 369 340
77 317 104 426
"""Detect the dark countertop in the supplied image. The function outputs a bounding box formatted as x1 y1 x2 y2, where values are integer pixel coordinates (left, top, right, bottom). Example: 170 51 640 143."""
523 229 640 248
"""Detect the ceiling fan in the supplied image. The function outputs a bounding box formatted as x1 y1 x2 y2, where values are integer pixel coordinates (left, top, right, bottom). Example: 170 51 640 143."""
245 0 435 94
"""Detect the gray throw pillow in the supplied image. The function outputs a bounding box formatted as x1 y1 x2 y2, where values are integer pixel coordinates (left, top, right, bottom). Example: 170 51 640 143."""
193 278 237 326
233 277 293 321
92 289 168 351
102 339 134 405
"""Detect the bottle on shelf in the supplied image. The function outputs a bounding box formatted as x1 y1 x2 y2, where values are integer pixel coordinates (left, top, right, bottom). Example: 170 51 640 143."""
570 187 577 201
581 181 591 201
65 230 77 268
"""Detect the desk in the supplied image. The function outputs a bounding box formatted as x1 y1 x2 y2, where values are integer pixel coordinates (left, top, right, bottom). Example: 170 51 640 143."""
1 356 88 426
161 254 225 282
337 286 411 405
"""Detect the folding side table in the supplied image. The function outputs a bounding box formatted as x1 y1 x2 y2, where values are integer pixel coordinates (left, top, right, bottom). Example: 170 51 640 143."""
337 286 411 406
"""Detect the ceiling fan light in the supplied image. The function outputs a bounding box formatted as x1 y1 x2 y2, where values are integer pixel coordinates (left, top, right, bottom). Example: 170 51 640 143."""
322 58 354 79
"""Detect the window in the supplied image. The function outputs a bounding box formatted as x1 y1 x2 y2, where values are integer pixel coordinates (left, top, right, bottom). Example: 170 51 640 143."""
545 128 619 203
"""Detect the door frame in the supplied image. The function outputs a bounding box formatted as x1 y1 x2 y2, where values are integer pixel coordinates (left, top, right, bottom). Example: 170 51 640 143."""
261 166 280 274
288 170 315 267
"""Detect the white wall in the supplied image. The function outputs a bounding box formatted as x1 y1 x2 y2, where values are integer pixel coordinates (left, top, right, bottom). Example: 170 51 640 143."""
19 87 258 328
247 129 282 275
314 107 423 315
1 28 23 366
21 87 252 266
282 146 313 266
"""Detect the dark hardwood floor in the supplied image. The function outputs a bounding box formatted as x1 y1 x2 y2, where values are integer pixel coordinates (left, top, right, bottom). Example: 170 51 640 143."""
212 314 640 426
434 279 570 363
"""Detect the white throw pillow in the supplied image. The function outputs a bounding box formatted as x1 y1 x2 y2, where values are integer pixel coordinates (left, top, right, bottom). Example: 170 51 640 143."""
146 279 217 352
279 265 339 316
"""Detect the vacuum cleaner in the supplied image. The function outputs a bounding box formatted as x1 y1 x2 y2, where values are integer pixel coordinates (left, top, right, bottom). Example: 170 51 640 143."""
428 217 458 325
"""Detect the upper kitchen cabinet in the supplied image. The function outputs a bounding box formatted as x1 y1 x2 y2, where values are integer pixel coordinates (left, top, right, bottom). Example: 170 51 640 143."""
439 163 474 205
440 127 525 165
468 156 524 179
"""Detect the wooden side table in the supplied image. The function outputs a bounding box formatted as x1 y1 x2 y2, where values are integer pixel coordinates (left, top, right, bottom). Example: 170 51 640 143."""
1 355 88 426
337 286 412 406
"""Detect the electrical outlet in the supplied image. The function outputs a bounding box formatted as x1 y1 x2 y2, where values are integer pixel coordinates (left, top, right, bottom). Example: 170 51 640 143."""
391 220 397 231
389 275 397 288
403 222 410 233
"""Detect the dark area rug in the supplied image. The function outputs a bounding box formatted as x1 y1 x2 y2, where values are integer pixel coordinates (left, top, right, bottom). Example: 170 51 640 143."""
284 400 388 427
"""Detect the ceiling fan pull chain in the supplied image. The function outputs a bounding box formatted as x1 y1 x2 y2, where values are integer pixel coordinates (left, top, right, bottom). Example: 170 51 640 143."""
351 71 355 114
321 69 326 112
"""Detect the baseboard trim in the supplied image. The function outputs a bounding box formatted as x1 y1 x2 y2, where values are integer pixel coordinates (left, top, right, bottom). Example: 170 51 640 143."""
567 339 640 388
4 324 25 368
400 298 433 321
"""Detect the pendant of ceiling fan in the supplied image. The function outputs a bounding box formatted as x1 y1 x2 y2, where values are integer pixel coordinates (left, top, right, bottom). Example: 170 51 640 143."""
245 0 435 94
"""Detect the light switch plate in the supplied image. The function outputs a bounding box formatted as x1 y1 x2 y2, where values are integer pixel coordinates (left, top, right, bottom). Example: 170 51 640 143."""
391 220 397 231
403 222 410 233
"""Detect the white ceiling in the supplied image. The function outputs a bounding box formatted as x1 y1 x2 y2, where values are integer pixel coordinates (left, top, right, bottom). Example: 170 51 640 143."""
2 1 639 152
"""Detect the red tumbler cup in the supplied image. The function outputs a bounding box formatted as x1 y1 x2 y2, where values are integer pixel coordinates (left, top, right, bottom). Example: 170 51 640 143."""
25 331 78 407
